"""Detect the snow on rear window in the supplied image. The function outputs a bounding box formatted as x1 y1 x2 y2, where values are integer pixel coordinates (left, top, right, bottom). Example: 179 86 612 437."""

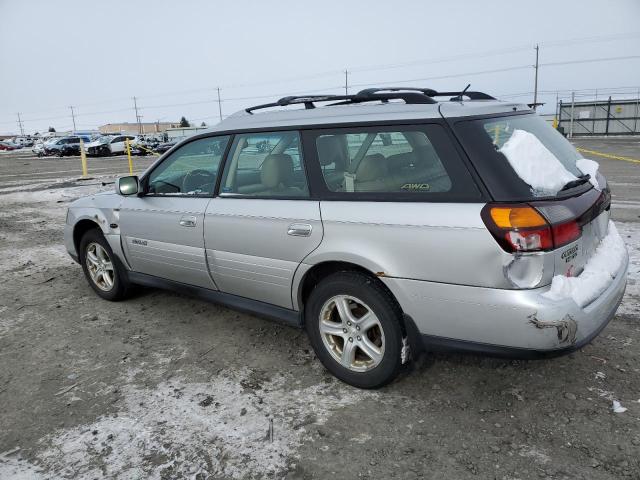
499 129 577 195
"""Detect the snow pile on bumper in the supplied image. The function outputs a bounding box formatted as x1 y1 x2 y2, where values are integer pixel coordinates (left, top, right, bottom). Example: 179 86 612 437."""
543 221 628 307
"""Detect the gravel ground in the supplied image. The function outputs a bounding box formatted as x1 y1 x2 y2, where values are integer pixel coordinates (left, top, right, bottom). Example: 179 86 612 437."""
0 139 639 479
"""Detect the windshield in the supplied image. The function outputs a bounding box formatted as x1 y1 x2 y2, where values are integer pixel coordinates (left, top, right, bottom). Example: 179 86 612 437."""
454 113 589 200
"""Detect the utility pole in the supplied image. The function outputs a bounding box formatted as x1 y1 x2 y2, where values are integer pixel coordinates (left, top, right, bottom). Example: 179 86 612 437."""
69 106 77 132
532 44 539 110
217 87 223 122
344 70 349 96
16 113 24 136
133 96 142 134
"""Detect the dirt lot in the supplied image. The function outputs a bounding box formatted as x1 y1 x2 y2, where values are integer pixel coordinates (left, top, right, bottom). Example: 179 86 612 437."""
0 139 639 479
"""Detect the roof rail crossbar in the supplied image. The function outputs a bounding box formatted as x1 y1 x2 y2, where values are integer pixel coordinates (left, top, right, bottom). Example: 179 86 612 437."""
357 87 438 97
430 91 496 101
244 87 495 114
329 91 437 106
246 95 351 114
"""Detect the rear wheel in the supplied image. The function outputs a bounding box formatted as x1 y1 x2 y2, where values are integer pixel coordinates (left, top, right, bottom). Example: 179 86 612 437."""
305 271 404 388
79 229 131 301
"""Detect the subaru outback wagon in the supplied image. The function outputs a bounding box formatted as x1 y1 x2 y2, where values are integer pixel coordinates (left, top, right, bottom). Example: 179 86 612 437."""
64 87 628 388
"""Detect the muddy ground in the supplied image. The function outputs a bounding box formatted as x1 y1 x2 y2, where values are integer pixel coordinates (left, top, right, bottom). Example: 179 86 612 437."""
0 138 639 479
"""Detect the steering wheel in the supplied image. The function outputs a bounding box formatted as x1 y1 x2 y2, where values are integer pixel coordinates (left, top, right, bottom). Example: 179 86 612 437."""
182 169 216 194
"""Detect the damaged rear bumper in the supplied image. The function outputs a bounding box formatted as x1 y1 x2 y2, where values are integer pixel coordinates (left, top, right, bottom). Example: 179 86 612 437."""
381 252 629 359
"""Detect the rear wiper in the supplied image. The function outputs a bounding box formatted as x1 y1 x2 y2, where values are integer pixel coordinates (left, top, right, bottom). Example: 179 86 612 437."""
560 174 590 191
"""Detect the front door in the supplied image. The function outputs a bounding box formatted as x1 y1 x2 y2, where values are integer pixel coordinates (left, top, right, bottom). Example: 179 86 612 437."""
119 135 231 289
205 131 322 308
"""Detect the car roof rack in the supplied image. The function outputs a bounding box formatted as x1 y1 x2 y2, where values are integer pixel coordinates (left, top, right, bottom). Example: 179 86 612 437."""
244 86 496 114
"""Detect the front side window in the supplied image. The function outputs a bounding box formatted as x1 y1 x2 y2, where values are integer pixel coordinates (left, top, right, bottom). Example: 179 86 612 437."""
220 131 309 197
147 136 230 195
315 127 454 194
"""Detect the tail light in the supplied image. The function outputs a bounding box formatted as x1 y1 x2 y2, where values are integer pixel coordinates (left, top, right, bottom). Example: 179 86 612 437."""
482 204 581 253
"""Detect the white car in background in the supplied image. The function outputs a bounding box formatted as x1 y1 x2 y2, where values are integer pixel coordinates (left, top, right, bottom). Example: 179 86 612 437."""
85 135 138 157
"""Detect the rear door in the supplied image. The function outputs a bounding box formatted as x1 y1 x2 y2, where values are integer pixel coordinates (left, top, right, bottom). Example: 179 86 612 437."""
204 130 322 308
119 135 230 288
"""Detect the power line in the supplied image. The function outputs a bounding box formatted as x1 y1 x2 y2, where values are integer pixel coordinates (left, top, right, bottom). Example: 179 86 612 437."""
540 54 640 67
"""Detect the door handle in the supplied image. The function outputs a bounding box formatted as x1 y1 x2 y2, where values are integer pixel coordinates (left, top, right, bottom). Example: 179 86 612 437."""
179 215 197 227
287 223 312 237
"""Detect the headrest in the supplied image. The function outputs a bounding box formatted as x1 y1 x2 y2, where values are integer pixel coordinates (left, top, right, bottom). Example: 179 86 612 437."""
261 154 294 189
316 135 347 167
356 154 387 182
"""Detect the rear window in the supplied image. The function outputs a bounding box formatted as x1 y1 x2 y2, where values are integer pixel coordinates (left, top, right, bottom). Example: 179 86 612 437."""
454 114 588 201
311 124 481 200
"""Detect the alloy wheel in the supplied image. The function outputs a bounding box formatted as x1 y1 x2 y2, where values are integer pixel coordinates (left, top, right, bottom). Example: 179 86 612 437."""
85 242 115 292
319 295 385 372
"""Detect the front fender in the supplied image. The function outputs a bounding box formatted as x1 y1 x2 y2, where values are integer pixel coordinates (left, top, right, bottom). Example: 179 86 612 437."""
65 194 128 268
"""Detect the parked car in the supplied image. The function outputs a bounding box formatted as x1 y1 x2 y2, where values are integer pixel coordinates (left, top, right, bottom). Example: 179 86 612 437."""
85 135 137 156
43 136 90 156
154 140 178 153
0 141 18 151
64 88 628 388
32 142 45 156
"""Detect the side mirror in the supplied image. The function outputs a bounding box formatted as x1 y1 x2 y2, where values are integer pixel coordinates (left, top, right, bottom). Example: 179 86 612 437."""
116 176 139 196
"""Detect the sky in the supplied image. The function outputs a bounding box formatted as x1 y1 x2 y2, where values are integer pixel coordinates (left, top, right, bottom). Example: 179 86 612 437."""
1 0 639 135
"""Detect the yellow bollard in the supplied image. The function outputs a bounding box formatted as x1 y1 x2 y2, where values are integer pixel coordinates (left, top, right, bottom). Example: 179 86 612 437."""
552 117 559 129
80 139 88 177
125 139 133 175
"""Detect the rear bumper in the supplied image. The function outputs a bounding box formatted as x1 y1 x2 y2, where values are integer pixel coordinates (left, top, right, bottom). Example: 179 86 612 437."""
382 252 628 357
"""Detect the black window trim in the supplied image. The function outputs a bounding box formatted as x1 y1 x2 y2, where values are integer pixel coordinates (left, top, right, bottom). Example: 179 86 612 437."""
140 134 232 199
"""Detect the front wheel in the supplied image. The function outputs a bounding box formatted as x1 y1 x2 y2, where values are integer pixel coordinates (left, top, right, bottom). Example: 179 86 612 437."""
305 271 404 389
79 229 131 301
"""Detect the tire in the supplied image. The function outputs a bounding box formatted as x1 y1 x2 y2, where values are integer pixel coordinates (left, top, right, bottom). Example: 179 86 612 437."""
305 271 404 389
79 229 131 301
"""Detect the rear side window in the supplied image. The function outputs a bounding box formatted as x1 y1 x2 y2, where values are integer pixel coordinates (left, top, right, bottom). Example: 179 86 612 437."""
311 124 480 200
454 114 587 200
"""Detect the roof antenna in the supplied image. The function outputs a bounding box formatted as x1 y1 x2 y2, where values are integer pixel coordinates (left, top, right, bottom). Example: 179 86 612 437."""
452 84 471 102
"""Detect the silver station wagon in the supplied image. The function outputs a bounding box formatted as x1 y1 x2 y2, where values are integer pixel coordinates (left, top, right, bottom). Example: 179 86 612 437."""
64 87 629 388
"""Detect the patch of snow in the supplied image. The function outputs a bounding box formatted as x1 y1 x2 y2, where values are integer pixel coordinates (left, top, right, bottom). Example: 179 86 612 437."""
0 183 107 205
1 369 374 479
518 445 551 465
542 221 628 307
617 222 640 297
499 129 577 195
576 158 601 190
0 244 73 276
612 400 627 413
0 451 46 480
